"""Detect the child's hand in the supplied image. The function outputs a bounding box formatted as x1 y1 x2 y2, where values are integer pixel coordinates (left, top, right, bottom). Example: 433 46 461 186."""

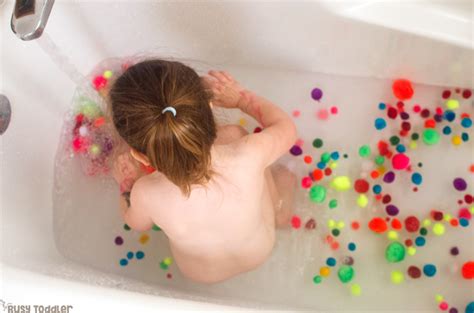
203 70 252 109
112 152 142 193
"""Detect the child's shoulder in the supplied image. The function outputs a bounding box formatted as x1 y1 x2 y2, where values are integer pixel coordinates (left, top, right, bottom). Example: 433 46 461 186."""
132 171 169 201
214 124 249 145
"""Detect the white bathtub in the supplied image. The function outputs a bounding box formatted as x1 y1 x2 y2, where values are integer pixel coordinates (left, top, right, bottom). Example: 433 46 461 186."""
1 1 473 312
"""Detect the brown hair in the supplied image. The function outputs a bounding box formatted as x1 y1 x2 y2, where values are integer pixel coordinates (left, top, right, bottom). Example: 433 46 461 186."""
109 59 217 197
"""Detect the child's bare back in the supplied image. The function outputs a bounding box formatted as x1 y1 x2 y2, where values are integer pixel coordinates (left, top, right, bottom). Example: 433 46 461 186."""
110 64 297 283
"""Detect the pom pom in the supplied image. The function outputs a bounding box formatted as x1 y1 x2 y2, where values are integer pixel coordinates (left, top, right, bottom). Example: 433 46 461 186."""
392 79 414 101
93 75 108 90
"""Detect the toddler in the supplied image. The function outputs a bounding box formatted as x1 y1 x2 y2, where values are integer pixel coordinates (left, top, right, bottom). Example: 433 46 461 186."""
109 59 297 283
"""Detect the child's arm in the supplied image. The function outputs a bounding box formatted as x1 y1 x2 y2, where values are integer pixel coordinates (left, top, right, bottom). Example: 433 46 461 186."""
112 152 153 231
237 91 297 166
205 70 297 167
119 180 154 232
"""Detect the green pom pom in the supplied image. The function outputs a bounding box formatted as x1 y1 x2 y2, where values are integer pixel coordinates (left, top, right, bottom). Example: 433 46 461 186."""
312 138 323 148
80 100 101 119
358 145 371 158
313 275 322 284
385 242 406 263
321 152 331 163
309 185 326 203
159 261 169 270
375 156 385 165
338 266 354 283
422 129 440 145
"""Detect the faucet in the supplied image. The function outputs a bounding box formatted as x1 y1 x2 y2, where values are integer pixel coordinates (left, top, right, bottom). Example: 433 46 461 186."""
11 0 55 41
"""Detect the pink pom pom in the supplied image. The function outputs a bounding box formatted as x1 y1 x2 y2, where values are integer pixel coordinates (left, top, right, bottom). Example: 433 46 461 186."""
93 75 108 90
291 215 301 229
392 153 410 170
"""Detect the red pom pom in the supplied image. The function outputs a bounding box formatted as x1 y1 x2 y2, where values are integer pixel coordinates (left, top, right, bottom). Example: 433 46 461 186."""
291 215 301 229
424 119 436 128
75 113 84 125
391 218 402 230
404 216 420 232
462 261 474 279
93 75 108 90
354 179 369 193
122 62 131 71
462 89 472 99
368 217 388 233
93 116 106 128
392 79 414 101
312 169 324 181
72 137 89 152
72 137 82 152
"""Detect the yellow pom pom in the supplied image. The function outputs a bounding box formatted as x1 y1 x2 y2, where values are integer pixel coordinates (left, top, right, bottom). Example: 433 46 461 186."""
357 194 368 208
330 176 351 191
163 257 173 266
452 135 462 145
445 99 459 110
350 284 361 296
435 294 444 303
103 70 113 79
387 230 399 241
423 219 431 227
409 141 417 150
337 221 345 229
407 247 417 256
89 144 101 156
329 162 338 170
432 222 445 236
328 219 336 229
391 271 404 284
452 135 462 146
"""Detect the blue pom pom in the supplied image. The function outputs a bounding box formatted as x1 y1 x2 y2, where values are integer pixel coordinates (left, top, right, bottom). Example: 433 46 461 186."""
411 173 423 185
374 118 387 130
444 110 456 122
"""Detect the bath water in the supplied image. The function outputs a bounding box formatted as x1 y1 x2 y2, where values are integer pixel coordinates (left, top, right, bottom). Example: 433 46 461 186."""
52 60 474 311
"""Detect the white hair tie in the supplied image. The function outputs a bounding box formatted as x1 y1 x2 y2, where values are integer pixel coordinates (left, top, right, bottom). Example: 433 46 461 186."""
161 106 177 117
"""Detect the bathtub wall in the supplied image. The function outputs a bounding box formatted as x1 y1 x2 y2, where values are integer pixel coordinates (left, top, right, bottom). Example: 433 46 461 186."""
44 2 472 88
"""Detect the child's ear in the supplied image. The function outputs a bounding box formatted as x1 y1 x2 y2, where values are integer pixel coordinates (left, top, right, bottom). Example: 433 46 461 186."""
130 148 151 166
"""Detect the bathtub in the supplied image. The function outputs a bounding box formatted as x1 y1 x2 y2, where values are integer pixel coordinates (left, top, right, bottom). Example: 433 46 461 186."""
1 1 473 312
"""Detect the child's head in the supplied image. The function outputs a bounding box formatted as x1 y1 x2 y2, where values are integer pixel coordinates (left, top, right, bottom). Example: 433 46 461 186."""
109 59 217 197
